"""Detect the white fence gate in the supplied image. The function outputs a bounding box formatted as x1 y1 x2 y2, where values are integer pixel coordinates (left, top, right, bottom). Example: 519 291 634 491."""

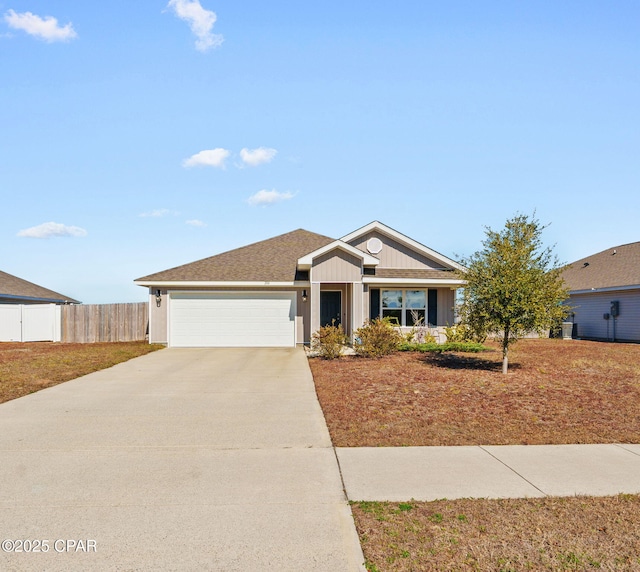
0 304 62 342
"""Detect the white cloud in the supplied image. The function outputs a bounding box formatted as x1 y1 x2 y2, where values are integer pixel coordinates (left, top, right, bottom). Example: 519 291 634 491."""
182 148 230 168
186 219 206 227
4 9 77 42
139 209 178 218
240 147 278 167
167 0 222 52
247 189 295 207
17 222 87 239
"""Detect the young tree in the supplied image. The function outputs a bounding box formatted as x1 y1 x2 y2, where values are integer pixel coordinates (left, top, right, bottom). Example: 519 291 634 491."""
458 213 570 374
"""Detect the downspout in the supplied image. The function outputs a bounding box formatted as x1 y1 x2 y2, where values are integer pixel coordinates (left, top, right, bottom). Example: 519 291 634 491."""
612 314 616 342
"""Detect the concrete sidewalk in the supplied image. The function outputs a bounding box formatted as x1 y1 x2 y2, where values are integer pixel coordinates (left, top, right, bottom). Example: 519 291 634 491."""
337 444 640 502
0 348 365 572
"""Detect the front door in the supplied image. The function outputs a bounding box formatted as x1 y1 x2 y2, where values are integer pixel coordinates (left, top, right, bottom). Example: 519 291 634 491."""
320 291 342 327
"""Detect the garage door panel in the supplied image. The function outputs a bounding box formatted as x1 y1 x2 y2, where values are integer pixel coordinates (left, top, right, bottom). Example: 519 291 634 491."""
169 292 296 347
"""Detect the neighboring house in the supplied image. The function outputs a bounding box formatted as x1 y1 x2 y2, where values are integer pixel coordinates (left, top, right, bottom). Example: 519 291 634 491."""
0 270 79 305
561 242 640 342
0 271 79 342
134 221 466 347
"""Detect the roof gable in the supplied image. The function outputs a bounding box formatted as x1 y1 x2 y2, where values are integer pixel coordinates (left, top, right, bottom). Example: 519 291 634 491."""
340 221 466 272
562 241 640 292
0 270 79 304
297 240 379 269
135 229 335 284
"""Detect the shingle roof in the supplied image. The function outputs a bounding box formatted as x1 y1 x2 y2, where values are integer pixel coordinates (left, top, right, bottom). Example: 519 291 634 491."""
0 270 80 304
374 268 455 279
136 229 336 283
561 241 640 292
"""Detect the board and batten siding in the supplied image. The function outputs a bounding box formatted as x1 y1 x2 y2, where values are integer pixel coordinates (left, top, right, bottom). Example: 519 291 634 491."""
569 289 640 342
312 250 362 282
347 231 444 270
437 288 455 326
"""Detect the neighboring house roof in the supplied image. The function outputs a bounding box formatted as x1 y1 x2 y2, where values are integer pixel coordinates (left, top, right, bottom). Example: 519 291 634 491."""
0 270 80 304
135 229 335 284
561 241 640 293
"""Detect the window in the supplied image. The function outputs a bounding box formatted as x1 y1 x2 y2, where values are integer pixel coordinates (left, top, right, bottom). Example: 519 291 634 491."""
381 290 403 325
381 289 437 327
405 290 426 326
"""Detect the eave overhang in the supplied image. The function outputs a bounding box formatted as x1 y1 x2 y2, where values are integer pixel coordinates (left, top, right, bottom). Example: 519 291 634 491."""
362 277 467 286
569 283 640 295
134 280 309 288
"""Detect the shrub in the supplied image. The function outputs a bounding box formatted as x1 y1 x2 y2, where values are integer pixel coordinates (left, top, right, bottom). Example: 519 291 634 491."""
399 341 490 353
354 317 404 358
444 323 486 344
311 322 348 359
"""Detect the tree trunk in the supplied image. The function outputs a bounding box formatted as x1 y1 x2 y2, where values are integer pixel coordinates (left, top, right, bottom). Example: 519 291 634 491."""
502 329 509 374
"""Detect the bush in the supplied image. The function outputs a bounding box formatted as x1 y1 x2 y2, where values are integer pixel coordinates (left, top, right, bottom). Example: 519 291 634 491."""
399 341 490 353
444 323 486 344
311 322 348 359
354 317 404 358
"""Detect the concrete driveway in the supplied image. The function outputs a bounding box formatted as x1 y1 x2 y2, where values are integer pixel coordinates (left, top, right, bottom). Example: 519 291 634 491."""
0 348 365 571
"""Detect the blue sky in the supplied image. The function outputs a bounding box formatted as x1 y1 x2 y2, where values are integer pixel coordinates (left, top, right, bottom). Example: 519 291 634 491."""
1 1 638 303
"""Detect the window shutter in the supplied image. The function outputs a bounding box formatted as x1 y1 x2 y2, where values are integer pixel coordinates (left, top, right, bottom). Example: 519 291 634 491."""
370 289 380 320
428 289 437 326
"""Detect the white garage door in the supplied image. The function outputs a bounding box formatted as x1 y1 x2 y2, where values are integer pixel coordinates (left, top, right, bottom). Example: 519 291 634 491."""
169 291 296 348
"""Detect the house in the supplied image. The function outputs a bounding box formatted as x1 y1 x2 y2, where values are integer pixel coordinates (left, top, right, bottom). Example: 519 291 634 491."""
561 241 640 342
0 271 79 342
0 270 79 305
134 221 466 347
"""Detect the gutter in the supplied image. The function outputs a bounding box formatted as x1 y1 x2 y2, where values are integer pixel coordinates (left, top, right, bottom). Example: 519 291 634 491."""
569 284 640 295
0 294 79 304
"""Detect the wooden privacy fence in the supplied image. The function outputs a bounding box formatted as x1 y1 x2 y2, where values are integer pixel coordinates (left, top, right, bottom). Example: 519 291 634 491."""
61 303 148 343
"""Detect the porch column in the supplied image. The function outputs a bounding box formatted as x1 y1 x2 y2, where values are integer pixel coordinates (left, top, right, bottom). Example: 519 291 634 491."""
310 282 321 336
352 282 365 333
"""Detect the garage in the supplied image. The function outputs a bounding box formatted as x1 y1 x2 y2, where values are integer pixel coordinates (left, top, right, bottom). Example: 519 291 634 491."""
169 291 296 348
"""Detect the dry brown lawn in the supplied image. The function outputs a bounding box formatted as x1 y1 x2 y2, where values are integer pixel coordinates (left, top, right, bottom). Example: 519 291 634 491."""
352 495 640 571
0 341 163 403
309 339 640 447
310 339 640 571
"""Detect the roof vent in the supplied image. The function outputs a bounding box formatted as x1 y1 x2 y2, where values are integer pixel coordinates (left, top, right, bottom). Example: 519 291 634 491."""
367 237 383 254
583 262 590 268
612 249 617 255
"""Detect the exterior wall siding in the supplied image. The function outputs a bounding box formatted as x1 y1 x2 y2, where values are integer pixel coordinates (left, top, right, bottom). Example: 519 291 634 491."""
569 289 640 342
149 290 168 344
313 250 362 282
347 231 444 270
296 289 310 344
437 288 456 326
